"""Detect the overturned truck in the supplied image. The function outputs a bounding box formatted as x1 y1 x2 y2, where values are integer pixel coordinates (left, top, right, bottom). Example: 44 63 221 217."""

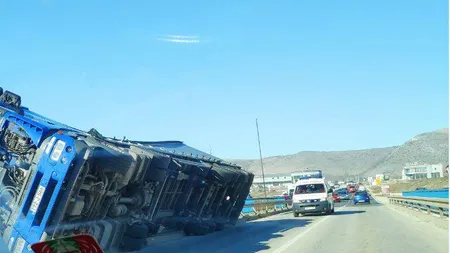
0 88 254 252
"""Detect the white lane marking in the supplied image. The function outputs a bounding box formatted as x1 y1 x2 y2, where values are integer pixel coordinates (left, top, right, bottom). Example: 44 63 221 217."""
272 203 348 253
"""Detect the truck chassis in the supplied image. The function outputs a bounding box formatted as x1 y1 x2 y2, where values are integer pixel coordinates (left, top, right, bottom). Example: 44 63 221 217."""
0 88 253 252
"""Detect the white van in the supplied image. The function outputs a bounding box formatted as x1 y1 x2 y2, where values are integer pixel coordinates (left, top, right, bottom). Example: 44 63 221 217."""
292 177 334 217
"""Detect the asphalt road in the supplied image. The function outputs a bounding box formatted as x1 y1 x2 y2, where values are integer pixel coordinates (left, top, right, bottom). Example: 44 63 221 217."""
143 196 449 253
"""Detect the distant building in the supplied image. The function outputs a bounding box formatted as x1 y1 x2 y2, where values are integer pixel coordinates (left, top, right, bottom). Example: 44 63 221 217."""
401 163 444 180
252 173 292 188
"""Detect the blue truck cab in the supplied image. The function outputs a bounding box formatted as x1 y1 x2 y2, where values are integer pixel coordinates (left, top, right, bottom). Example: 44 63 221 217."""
0 89 85 252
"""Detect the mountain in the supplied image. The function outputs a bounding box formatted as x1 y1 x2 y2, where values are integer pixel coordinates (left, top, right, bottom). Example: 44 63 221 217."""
369 128 449 175
228 129 448 179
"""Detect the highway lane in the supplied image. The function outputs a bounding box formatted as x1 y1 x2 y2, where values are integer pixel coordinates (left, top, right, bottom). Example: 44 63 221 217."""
142 197 449 253
269 197 448 253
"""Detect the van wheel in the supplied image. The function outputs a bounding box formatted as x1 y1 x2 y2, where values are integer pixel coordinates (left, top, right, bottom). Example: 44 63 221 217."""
293 212 299 217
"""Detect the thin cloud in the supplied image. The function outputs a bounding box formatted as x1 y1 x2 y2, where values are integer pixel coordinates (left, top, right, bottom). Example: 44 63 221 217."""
157 34 204 44
166 35 199 39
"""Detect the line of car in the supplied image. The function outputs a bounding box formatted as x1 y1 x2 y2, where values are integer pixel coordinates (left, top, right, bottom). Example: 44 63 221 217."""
331 189 371 204
332 185 371 203
283 179 372 218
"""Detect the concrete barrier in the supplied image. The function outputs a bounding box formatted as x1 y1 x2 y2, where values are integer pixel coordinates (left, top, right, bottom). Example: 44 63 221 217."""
241 197 291 219
402 189 449 199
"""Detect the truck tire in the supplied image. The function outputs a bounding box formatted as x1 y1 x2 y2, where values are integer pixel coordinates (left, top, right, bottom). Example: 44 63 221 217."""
215 222 225 231
293 212 299 217
184 221 209 236
121 236 147 252
206 221 217 233
125 223 148 239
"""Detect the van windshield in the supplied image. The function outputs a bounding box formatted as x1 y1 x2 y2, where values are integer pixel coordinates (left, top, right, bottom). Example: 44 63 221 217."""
295 184 325 194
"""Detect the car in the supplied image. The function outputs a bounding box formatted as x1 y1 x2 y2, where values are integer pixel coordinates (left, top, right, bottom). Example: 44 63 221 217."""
292 177 335 217
353 191 370 204
347 185 357 193
332 192 341 202
281 192 291 201
331 184 340 190
337 190 350 200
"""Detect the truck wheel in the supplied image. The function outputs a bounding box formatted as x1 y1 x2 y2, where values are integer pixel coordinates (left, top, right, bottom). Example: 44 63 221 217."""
293 212 299 217
184 221 209 236
125 223 148 239
206 221 217 233
215 222 225 231
121 235 147 252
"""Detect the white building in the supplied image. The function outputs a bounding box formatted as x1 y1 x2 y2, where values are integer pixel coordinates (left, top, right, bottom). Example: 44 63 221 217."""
401 163 444 180
252 173 292 188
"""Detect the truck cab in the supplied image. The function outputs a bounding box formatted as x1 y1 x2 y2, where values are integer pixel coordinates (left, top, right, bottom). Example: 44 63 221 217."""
292 177 334 217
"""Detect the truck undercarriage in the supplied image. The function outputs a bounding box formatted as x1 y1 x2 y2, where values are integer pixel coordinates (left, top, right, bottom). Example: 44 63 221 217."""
0 88 253 252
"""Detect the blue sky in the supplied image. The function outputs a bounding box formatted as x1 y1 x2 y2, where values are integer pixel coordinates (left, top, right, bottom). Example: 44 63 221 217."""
0 0 448 159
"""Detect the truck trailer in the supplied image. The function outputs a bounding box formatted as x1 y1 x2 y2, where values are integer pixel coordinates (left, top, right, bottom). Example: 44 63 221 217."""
0 87 254 252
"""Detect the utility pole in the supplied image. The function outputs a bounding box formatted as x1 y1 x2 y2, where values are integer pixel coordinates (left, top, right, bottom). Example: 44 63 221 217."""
256 118 267 198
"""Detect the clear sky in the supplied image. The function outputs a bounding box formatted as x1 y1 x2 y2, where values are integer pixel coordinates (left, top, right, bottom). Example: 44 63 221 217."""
0 0 448 159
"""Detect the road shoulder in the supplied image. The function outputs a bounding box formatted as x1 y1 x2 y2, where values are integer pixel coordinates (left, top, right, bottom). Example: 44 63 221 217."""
371 194 448 230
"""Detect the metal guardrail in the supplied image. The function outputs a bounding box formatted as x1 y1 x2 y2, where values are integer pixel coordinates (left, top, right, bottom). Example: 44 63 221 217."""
241 197 291 217
388 196 449 218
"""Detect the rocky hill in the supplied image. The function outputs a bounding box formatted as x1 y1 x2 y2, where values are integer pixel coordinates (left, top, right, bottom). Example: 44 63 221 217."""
229 129 448 179
369 128 449 175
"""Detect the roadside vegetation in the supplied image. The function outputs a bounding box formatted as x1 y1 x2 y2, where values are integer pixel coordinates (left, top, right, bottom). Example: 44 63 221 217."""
369 177 449 194
387 177 449 192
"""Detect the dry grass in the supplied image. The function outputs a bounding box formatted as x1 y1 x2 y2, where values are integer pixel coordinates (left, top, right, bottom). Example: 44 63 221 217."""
387 177 449 192
250 190 284 198
370 185 382 194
